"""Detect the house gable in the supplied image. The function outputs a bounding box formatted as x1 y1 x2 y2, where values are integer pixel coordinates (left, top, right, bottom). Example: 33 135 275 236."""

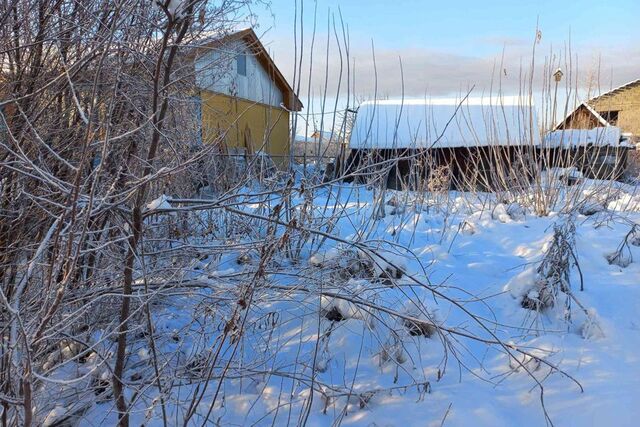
193 29 302 111
555 103 609 130
195 38 285 109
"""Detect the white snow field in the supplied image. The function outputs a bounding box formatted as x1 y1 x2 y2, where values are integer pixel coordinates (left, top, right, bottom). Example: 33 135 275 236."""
44 178 640 427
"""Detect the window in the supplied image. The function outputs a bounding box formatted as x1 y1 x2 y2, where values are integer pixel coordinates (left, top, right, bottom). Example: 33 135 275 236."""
236 53 247 76
599 110 619 126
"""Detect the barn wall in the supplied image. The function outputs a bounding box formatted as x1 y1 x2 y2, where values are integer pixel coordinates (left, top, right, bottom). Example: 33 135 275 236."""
343 146 535 191
200 90 290 168
542 146 629 180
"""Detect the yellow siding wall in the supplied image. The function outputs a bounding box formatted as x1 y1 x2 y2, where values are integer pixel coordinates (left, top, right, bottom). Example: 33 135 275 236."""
590 84 640 137
200 90 291 168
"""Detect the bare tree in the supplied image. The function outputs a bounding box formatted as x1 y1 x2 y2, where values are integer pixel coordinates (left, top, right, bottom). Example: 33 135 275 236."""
1 1 634 426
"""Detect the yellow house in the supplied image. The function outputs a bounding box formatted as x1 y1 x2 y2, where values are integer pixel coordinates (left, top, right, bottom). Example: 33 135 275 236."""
192 28 302 168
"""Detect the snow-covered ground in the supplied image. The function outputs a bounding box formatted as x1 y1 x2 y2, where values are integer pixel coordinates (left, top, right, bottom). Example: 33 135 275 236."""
43 179 640 426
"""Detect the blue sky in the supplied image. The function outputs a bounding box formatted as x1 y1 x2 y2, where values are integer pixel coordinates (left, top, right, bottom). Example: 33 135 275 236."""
253 1 639 82
247 1 640 129
257 0 639 54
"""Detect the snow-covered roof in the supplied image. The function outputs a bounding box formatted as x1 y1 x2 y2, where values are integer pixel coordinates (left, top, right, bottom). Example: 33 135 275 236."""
544 127 633 149
349 96 541 149
554 102 610 130
581 103 610 127
589 78 640 103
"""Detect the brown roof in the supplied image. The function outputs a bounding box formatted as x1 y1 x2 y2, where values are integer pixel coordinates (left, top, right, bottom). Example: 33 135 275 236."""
190 28 302 111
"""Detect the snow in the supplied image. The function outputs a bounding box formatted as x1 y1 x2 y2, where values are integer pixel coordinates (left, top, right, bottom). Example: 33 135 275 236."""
166 0 186 18
543 126 632 148
145 194 172 211
154 0 187 19
537 166 583 187
608 192 640 211
39 179 640 426
309 246 342 266
349 96 541 149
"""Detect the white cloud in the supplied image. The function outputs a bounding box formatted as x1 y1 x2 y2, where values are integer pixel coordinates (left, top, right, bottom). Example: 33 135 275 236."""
274 37 640 104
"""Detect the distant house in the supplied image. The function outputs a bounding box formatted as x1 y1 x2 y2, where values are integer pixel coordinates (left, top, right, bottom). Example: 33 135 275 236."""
551 80 640 179
344 97 540 190
309 130 338 143
556 79 640 142
191 28 302 168
293 130 341 162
